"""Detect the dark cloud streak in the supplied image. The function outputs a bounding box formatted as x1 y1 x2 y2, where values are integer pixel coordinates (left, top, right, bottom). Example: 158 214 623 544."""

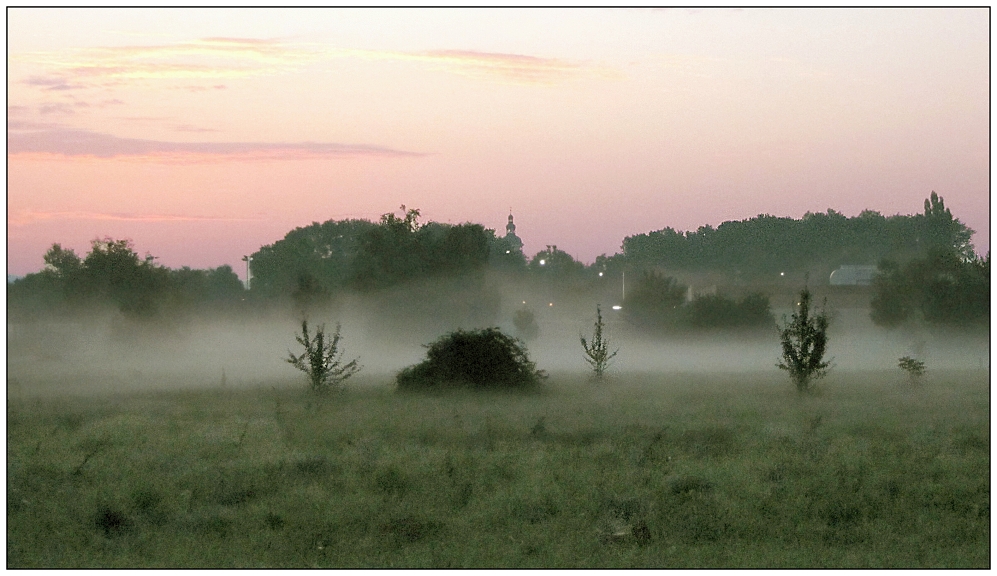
24 75 84 91
7 128 426 161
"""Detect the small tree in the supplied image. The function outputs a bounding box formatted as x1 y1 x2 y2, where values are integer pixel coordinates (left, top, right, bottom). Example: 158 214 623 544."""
777 287 831 392
898 356 926 385
513 308 539 340
581 305 619 380
286 320 361 393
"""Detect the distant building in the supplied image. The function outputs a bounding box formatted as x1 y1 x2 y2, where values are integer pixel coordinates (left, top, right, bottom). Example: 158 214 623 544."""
504 212 523 252
686 284 717 302
829 265 879 286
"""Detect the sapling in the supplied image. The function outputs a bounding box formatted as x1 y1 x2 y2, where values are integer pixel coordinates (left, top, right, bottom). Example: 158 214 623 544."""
286 319 361 393
581 304 619 380
777 287 831 392
898 356 926 385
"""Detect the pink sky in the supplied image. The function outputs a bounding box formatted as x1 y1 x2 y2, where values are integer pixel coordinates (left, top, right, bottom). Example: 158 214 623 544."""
7 8 990 279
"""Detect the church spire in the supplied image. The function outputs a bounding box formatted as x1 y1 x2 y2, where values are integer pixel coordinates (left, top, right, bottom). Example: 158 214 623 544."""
504 210 523 251
506 211 517 236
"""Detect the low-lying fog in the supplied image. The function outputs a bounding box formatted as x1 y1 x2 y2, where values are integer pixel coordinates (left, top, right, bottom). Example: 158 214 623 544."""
7 288 989 397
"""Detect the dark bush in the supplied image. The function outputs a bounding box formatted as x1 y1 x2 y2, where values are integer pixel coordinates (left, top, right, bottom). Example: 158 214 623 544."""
93 506 132 537
623 270 687 330
512 308 539 340
397 328 546 391
871 250 989 327
689 292 775 329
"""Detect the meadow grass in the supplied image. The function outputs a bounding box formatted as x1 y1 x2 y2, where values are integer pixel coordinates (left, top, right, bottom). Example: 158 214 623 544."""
6 369 989 568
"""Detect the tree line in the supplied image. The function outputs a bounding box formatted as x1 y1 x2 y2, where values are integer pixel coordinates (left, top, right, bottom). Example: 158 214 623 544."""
250 207 513 303
622 192 975 276
8 238 244 320
9 193 988 329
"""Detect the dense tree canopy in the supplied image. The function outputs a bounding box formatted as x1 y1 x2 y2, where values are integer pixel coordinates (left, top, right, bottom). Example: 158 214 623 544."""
9 238 243 318
622 271 687 330
250 207 518 298
622 193 975 277
527 245 586 281
250 218 378 299
870 249 989 328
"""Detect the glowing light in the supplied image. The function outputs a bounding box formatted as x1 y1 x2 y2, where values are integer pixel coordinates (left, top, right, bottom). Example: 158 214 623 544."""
598 272 604 277
612 305 622 310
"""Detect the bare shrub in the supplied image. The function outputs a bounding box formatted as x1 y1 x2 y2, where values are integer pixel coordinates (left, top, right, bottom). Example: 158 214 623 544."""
580 305 618 380
898 356 926 385
285 319 361 393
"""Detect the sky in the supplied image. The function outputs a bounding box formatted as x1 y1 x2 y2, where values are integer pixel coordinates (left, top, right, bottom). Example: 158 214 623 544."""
7 8 990 279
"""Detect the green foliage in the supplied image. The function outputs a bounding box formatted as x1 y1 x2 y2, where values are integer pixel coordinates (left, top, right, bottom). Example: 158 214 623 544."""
292 271 332 313
922 191 975 261
43 243 83 277
777 288 831 392
488 235 527 271
7 269 68 315
77 238 170 316
622 193 975 276
623 270 687 330
350 207 493 291
10 239 246 319
580 305 618 380
251 209 514 298
250 218 378 298
528 245 586 280
286 320 361 393
871 250 989 328
512 308 539 341
688 292 775 330
397 328 545 391
166 265 244 308
898 356 926 384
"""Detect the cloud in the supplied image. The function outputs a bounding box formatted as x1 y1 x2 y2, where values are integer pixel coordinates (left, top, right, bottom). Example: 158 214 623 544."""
9 209 265 227
24 75 84 91
16 37 616 88
7 128 426 162
39 103 76 115
7 119 63 131
16 37 319 83
116 115 171 123
177 84 227 92
174 124 219 133
356 48 617 85
416 50 601 84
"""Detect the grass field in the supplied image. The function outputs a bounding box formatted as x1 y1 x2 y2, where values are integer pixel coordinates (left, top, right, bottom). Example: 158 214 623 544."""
6 370 990 568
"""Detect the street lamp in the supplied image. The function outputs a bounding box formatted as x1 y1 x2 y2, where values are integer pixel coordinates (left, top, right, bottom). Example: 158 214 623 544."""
242 255 253 290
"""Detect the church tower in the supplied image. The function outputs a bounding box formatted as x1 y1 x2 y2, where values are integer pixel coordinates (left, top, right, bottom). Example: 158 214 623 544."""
504 212 523 251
